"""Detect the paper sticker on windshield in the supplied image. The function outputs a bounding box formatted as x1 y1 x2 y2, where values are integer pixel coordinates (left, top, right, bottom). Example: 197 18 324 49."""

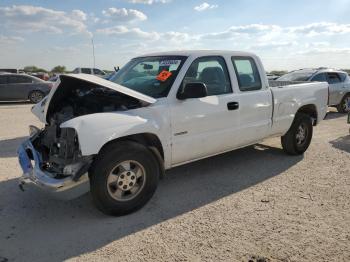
160 60 180 66
156 70 172 82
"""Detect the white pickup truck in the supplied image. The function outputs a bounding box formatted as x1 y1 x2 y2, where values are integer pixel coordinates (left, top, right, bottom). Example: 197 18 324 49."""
18 51 329 216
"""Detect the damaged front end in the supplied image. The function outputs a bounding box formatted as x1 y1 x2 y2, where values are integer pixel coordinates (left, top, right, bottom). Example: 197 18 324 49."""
18 74 156 199
17 129 92 200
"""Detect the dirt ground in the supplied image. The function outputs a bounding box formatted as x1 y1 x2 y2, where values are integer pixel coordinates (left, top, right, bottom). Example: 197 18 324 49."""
0 103 349 262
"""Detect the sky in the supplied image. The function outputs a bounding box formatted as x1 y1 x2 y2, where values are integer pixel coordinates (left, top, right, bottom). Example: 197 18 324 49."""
0 0 350 71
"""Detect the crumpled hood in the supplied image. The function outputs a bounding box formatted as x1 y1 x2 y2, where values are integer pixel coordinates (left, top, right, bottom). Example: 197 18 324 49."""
32 74 156 123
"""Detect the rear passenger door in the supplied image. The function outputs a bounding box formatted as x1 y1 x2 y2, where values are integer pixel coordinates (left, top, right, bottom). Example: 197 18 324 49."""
327 73 343 105
231 56 273 145
6 75 34 100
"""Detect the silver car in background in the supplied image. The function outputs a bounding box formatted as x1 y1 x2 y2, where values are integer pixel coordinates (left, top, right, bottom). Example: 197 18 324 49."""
278 68 350 113
0 73 52 103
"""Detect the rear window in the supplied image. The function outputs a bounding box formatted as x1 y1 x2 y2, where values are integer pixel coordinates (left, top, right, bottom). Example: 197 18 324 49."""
339 73 348 82
231 57 262 91
327 73 341 84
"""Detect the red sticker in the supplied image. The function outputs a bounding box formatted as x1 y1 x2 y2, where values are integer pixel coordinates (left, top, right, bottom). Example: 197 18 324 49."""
156 70 172 82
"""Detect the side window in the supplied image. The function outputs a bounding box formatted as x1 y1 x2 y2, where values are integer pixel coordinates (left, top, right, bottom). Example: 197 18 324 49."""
182 56 232 96
311 73 327 82
327 73 341 84
93 68 104 75
72 68 79 74
81 68 91 74
8 75 32 84
232 57 262 91
0 76 7 84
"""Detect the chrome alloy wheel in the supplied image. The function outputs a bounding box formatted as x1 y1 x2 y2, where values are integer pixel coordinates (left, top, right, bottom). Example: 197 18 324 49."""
107 160 146 201
296 123 308 146
30 91 44 103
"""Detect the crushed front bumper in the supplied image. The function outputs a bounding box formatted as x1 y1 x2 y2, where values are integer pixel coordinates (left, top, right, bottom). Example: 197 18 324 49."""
17 139 90 200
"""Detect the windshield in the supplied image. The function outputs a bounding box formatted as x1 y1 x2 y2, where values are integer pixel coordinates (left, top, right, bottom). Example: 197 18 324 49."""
277 71 314 81
109 56 187 98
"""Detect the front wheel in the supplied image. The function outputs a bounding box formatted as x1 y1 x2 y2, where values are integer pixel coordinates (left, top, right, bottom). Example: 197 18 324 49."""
281 113 313 155
337 94 350 113
28 90 44 103
89 141 160 216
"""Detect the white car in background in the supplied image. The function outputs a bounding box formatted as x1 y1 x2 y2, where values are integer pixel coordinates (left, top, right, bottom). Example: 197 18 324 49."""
18 50 328 216
278 68 350 113
72 67 107 77
266 73 279 80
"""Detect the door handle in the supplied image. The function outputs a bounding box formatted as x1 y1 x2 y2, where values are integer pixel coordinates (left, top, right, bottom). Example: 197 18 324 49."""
227 101 239 110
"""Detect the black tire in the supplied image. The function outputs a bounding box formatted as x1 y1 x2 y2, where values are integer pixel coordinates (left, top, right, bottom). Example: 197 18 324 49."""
281 113 313 155
336 94 350 113
28 90 44 103
89 141 160 216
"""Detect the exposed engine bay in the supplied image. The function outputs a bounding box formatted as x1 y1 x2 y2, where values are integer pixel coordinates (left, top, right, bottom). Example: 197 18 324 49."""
30 75 145 180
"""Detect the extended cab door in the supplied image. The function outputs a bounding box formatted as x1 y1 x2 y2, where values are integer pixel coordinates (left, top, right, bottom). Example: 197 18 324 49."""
170 56 241 165
230 56 273 145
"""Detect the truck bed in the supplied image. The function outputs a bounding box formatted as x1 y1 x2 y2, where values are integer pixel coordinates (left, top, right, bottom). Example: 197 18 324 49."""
269 81 329 136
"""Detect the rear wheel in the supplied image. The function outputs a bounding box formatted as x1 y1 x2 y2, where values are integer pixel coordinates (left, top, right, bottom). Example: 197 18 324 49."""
28 90 44 103
281 113 313 155
89 141 160 216
337 94 350 113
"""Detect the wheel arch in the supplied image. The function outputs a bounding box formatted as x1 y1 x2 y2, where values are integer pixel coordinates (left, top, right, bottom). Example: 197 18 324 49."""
341 92 350 105
296 104 318 126
98 132 165 178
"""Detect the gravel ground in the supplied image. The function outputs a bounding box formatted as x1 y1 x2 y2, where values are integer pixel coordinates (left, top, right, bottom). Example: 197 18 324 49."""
0 103 349 262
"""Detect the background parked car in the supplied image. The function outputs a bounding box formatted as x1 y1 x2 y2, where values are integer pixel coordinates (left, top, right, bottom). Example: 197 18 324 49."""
278 68 350 113
0 73 52 103
0 68 19 74
266 73 279 80
72 67 107 77
31 72 50 81
48 74 60 82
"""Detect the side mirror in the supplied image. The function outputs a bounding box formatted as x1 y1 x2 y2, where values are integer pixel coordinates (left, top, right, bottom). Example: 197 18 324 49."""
177 82 208 100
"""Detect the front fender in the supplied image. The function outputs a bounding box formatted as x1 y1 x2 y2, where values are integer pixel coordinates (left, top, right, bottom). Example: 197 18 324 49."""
60 112 161 156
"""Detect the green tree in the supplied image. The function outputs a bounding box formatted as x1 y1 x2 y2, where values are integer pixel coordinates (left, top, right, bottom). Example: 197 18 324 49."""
23 66 47 73
51 65 66 73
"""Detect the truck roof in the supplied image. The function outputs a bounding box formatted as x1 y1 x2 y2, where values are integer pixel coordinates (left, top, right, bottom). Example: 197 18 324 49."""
135 50 257 58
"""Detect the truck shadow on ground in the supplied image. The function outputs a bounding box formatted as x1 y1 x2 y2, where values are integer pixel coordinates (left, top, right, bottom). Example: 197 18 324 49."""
324 111 347 120
0 136 27 158
0 144 303 262
330 135 350 153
